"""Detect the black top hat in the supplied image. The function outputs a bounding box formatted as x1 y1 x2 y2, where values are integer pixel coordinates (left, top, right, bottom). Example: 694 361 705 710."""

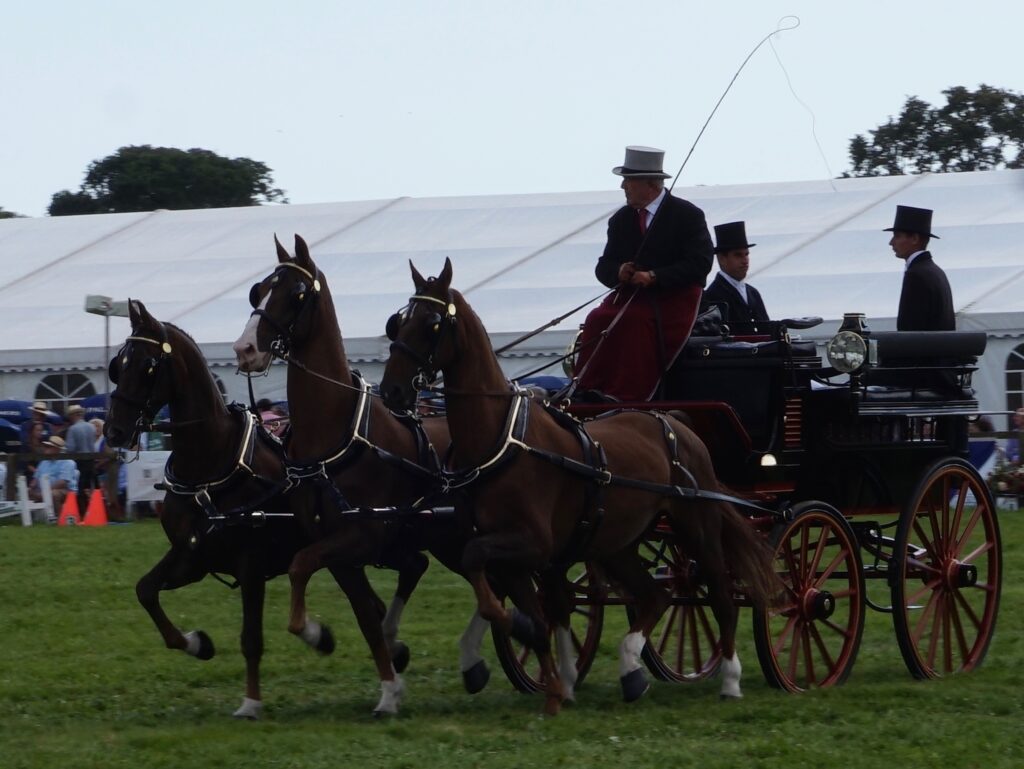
884 205 939 239
713 221 756 253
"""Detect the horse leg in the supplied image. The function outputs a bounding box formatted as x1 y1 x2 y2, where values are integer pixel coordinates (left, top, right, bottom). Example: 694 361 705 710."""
602 550 672 703
504 574 564 716
233 558 266 720
458 610 491 694
330 565 404 716
380 549 430 674
286 543 335 654
679 508 742 699
538 568 578 703
136 547 214 659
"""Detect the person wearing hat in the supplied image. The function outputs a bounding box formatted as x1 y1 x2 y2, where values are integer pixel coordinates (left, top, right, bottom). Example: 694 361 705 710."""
886 205 954 331
573 145 714 401
29 435 79 517
19 400 52 453
702 221 769 328
64 403 97 511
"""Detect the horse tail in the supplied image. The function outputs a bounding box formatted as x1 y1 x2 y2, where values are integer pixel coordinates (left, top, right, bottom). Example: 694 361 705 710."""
713 490 779 610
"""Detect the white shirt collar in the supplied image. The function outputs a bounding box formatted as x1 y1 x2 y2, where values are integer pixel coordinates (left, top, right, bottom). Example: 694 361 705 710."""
642 188 667 218
905 250 926 269
718 270 748 302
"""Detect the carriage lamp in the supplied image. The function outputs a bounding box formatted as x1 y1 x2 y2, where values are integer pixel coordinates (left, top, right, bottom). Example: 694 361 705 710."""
826 330 868 373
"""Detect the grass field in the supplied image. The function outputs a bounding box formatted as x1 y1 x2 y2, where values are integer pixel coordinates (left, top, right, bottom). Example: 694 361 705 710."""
1 514 1021 769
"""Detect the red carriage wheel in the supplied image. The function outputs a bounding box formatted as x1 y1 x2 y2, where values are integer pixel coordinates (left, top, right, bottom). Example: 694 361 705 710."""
891 458 1002 679
628 526 722 682
753 501 865 692
492 561 605 693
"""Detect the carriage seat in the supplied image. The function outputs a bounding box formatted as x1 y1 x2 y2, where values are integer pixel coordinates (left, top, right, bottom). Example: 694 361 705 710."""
858 331 986 404
680 335 818 361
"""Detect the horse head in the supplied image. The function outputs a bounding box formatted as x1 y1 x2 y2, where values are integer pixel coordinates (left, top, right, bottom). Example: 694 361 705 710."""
380 257 458 412
104 299 175 448
234 234 323 373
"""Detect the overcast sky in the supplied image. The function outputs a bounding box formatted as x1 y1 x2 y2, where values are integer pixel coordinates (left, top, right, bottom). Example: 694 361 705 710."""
2 1 1021 218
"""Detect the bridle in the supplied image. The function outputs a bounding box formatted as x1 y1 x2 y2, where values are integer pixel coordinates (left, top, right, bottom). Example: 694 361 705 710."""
109 329 174 439
248 261 321 359
386 290 458 390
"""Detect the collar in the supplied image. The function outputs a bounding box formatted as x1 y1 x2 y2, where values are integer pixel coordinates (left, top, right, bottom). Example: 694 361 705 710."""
905 250 927 269
641 188 667 219
718 270 748 299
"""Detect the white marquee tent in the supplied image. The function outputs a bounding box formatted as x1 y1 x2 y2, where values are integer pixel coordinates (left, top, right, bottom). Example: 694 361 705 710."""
1 169 1022 418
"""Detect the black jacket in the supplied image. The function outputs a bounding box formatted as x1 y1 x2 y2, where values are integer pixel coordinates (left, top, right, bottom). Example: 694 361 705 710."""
595 192 713 290
897 252 955 331
701 272 769 324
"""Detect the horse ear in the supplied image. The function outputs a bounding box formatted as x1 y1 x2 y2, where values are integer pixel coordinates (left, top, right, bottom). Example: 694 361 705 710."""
294 234 313 270
274 234 290 263
410 260 428 292
133 300 157 329
128 299 141 325
439 257 453 289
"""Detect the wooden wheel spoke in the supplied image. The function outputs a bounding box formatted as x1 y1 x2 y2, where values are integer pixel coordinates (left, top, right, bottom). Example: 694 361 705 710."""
785 621 805 680
954 505 986 554
800 624 816 684
807 526 830 579
773 614 800 657
907 575 943 607
951 585 983 632
949 480 969 543
813 546 850 586
655 605 680 656
949 593 972 664
911 511 939 559
781 540 805 588
807 621 836 677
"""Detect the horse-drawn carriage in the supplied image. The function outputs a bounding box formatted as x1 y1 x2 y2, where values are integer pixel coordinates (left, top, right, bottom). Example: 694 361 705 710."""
492 311 1000 695
107 236 1000 718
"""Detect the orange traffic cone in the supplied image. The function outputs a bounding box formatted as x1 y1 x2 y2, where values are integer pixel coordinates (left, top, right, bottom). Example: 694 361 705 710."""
58 493 81 526
82 489 109 527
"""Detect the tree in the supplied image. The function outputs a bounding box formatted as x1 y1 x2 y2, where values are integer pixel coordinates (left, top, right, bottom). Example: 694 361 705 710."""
846 85 1024 177
0 207 23 219
48 145 289 216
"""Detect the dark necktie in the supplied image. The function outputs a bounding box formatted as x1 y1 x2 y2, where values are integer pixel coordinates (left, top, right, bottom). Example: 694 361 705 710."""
638 208 647 235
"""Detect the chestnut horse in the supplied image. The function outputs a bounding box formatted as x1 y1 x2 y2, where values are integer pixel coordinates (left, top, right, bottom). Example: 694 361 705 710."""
104 300 357 719
232 236 489 715
379 259 778 714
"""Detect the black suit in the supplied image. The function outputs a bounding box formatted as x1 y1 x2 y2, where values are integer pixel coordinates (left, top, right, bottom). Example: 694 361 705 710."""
897 252 955 331
701 273 769 325
595 192 714 289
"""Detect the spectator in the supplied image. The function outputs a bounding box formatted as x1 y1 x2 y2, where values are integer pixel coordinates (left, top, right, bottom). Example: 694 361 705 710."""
64 404 96 511
260 405 289 440
19 401 52 452
29 435 78 518
1004 408 1024 464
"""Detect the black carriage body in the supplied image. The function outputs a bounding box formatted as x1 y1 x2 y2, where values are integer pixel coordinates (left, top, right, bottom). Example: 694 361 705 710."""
563 320 1000 690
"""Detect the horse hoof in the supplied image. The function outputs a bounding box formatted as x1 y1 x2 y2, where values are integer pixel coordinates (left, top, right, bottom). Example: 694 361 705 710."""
620 668 649 703
719 692 743 701
543 696 562 717
508 609 536 649
186 630 215 661
316 625 335 656
233 697 263 720
391 641 410 674
462 660 491 694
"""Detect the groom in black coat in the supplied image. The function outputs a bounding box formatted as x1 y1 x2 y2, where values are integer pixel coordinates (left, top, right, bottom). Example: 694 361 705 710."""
702 220 769 328
886 205 955 331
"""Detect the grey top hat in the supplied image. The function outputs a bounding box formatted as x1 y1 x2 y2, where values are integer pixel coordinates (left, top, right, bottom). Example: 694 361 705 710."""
713 221 756 253
613 146 671 179
884 205 939 239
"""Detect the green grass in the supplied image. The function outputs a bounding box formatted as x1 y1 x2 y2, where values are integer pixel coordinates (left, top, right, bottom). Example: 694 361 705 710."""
1 515 1021 769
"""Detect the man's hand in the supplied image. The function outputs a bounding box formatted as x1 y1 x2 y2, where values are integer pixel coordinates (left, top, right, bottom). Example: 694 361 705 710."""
617 262 637 283
630 270 656 287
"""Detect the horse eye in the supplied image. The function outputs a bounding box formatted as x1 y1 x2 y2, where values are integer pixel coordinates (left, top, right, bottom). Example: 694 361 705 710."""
386 313 401 341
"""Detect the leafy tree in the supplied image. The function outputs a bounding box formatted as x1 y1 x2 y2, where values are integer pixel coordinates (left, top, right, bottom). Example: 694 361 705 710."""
0 207 23 219
48 145 288 216
846 85 1024 177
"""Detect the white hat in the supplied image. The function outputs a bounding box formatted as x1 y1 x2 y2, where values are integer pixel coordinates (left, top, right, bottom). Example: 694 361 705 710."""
612 146 671 179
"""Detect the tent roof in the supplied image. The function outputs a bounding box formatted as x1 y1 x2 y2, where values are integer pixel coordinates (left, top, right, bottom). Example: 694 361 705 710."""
2 169 1023 367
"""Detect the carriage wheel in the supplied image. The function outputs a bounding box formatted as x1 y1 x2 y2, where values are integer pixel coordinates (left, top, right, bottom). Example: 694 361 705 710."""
627 526 722 682
753 501 865 692
891 458 1002 679
492 561 605 694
